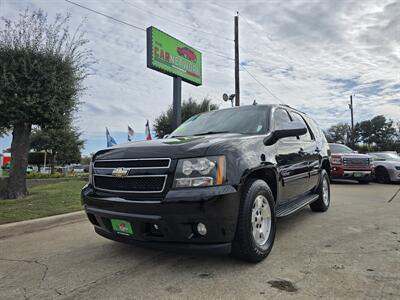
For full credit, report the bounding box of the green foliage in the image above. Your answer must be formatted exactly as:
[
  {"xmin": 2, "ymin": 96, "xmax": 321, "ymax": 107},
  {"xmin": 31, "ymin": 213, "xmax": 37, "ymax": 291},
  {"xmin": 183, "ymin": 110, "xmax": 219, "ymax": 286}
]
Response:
[
  {"xmin": 0, "ymin": 9, "xmax": 92, "ymax": 130},
  {"xmin": 356, "ymin": 115, "xmax": 397, "ymax": 148},
  {"xmin": 80, "ymin": 155, "xmax": 92, "ymax": 165},
  {"xmin": 26, "ymin": 172, "xmax": 65, "ymax": 179},
  {"xmin": 30, "ymin": 125, "xmax": 84, "ymax": 165},
  {"xmin": 324, "ymin": 123, "xmax": 352, "ymax": 145},
  {"xmin": 0, "ymin": 8, "xmax": 92, "ymax": 198},
  {"xmin": 153, "ymin": 97, "xmax": 219, "ymax": 138},
  {"xmin": 326, "ymin": 115, "xmax": 399, "ymax": 151}
]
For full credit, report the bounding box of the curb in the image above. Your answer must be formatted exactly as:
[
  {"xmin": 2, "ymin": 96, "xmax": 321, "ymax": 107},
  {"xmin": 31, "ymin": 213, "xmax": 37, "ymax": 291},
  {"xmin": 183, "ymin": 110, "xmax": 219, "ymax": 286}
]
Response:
[{"xmin": 0, "ymin": 210, "xmax": 86, "ymax": 239}]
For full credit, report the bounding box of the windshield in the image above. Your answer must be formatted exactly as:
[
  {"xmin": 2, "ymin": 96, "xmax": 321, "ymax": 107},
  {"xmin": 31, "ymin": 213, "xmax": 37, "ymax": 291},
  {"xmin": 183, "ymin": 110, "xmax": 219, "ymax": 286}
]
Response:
[
  {"xmin": 329, "ymin": 144, "xmax": 354, "ymax": 154},
  {"xmin": 370, "ymin": 153, "xmax": 400, "ymax": 160},
  {"xmin": 170, "ymin": 107, "xmax": 269, "ymax": 137}
]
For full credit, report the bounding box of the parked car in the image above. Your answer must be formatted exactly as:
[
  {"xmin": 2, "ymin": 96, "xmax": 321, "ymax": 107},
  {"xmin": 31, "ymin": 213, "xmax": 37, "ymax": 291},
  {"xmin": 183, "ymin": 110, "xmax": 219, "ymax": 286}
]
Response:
[
  {"xmin": 369, "ymin": 152, "xmax": 400, "ymax": 183},
  {"xmin": 329, "ymin": 143, "xmax": 373, "ymax": 184},
  {"xmin": 82, "ymin": 105, "xmax": 331, "ymax": 262}
]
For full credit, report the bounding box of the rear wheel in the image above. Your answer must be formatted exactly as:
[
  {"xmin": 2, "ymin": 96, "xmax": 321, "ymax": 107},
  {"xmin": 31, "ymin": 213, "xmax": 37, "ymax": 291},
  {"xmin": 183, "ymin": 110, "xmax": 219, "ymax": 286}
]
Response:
[
  {"xmin": 232, "ymin": 179, "xmax": 276, "ymax": 263},
  {"xmin": 310, "ymin": 170, "xmax": 330, "ymax": 212},
  {"xmin": 375, "ymin": 167, "xmax": 390, "ymax": 184}
]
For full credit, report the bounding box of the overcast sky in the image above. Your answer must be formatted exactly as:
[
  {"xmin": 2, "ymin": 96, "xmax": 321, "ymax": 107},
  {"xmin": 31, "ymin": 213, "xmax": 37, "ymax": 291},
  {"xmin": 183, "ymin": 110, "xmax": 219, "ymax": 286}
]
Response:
[{"xmin": 1, "ymin": 0, "xmax": 399, "ymax": 154}]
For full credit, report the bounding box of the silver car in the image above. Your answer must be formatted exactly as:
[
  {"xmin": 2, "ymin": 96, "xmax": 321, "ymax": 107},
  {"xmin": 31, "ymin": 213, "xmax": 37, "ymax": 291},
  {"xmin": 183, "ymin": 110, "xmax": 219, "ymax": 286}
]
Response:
[{"xmin": 369, "ymin": 152, "xmax": 400, "ymax": 183}]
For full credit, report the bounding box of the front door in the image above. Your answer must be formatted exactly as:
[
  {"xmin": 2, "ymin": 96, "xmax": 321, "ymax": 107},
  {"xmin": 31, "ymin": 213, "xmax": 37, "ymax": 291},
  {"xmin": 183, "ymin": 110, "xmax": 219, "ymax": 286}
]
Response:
[{"xmin": 272, "ymin": 108, "xmax": 309, "ymax": 203}]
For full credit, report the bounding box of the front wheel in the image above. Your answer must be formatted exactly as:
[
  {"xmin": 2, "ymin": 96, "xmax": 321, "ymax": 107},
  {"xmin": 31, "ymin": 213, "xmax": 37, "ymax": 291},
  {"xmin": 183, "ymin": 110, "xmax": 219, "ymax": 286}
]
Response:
[
  {"xmin": 375, "ymin": 167, "xmax": 390, "ymax": 184},
  {"xmin": 232, "ymin": 179, "xmax": 276, "ymax": 263},
  {"xmin": 310, "ymin": 169, "xmax": 330, "ymax": 212}
]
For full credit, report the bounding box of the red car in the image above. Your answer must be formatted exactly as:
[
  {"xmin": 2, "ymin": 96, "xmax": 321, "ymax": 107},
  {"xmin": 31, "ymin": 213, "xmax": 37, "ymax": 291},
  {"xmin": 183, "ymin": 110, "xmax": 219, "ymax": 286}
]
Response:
[
  {"xmin": 177, "ymin": 47, "xmax": 196, "ymax": 61},
  {"xmin": 329, "ymin": 143, "xmax": 373, "ymax": 184}
]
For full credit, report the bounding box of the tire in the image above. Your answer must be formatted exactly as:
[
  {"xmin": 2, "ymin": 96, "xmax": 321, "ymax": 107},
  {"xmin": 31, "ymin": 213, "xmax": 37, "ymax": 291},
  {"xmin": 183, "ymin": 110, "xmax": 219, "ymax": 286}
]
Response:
[
  {"xmin": 310, "ymin": 169, "xmax": 330, "ymax": 212},
  {"xmin": 232, "ymin": 178, "xmax": 276, "ymax": 263},
  {"xmin": 375, "ymin": 167, "xmax": 390, "ymax": 184}
]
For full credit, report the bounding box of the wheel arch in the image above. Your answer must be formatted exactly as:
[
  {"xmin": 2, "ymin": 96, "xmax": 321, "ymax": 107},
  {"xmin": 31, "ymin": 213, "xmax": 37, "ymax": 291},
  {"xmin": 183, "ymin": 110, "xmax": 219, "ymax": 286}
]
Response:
[
  {"xmin": 321, "ymin": 158, "xmax": 331, "ymax": 176},
  {"xmin": 240, "ymin": 166, "xmax": 278, "ymax": 203}
]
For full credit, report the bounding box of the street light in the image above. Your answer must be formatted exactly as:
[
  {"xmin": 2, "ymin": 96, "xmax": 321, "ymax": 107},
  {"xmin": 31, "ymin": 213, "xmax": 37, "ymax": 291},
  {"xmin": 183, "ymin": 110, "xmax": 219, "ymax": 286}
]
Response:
[{"xmin": 222, "ymin": 93, "xmax": 236, "ymax": 107}]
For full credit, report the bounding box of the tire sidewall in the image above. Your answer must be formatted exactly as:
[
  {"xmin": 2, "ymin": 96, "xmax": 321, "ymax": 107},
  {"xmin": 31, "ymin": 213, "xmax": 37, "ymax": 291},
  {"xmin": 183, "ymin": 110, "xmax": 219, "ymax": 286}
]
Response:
[{"xmin": 243, "ymin": 180, "xmax": 276, "ymax": 256}]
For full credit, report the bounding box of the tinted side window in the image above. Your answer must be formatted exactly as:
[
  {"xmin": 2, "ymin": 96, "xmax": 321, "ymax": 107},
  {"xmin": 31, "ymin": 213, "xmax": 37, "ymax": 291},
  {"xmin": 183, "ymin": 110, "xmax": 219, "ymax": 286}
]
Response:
[
  {"xmin": 274, "ymin": 108, "xmax": 291, "ymax": 130},
  {"xmin": 306, "ymin": 117, "xmax": 320, "ymax": 140},
  {"xmin": 291, "ymin": 112, "xmax": 313, "ymax": 141}
]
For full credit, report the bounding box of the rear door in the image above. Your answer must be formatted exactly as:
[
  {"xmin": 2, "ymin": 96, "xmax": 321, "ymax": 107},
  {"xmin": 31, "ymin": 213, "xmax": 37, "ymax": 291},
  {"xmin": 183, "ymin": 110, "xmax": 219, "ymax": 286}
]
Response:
[{"xmin": 273, "ymin": 108, "xmax": 309, "ymax": 203}]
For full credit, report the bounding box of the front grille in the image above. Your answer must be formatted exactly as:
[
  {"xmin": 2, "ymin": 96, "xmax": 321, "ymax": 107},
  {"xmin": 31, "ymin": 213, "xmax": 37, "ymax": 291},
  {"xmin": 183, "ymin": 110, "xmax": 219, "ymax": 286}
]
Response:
[
  {"xmin": 94, "ymin": 158, "xmax": 170, "ymax": 169},
  {"xmin": 343, "ymin": 157, "xmax": 369, "ymax": 166},
  {"xmin": 92, "ymin": 158, "xmax": 171, "ymax": 194},
  {"xmin": 94, "ymin": 175, "xmax": 166, "ymax": 193}
]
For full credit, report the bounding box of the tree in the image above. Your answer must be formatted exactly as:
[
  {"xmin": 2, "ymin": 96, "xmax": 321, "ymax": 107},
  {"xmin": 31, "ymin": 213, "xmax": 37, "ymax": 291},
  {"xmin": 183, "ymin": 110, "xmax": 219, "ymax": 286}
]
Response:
[
  {"xmin": 0, "ymin": 9, "xmax": 92, "ymax": 198},
  {"xmin": 30, "ymin": 126, "xmax": 84, "ymax": 170},
  {"xmin": 357, "ymin": 115, "xmax": 397, "ymax": 149},
  {"xmin": 153, "ymin": 98, "xmax": 219, "ymax": 138},
  {"xmin": 324, "ymin": 123, "xmax": 351, "ymax": 145}
]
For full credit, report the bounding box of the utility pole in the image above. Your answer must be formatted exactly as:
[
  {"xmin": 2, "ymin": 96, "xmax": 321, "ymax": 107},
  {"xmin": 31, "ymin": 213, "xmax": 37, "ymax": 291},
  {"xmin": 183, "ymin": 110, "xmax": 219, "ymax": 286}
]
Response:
[
  {"xmin": 349, "ymin": 95, "xmax": 354, "ymax": 147},
  {"xmin": 172, "ymin": 77, "xmax": 182, "ymax": 130},
  {"xmin": 234, "ymin": 13, "xmax": 240, "ymax": 106}
]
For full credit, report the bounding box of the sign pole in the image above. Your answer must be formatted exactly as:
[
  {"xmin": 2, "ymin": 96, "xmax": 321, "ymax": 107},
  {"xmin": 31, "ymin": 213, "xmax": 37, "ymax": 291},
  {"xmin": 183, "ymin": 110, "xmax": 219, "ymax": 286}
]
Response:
[{"xmin": 173, "ymin": 76, "xmax": 182, "ymax": 130}]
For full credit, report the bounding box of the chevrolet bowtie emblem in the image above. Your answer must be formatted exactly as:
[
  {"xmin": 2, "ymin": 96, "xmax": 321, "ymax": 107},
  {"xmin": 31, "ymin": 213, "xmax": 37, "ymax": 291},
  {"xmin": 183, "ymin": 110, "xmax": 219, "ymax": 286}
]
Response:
[{"xmin": 112, "ymin": 168, "xmax": 129, "ymax": 178}]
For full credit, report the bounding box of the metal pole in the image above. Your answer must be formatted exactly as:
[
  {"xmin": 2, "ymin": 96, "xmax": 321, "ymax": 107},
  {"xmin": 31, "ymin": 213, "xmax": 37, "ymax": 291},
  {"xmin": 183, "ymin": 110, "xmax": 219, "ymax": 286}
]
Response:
[
  {"xmin": 350, "ymin": 95, "xmax": 354, "ymax": 146},
  {"xmin": 234, "ymin": 13, "xmax": 240, "ymax": 106},
  {"xmin": 173, "ymin": 76, "xmax": 182, "ymax": 130}
]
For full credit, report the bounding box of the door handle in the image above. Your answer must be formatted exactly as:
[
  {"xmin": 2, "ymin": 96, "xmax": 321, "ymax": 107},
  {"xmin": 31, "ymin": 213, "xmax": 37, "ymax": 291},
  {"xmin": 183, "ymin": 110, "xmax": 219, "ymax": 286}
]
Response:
[
  {"xmin": 298, "ymin": 148, "xmax": 305, "ymax": 155},
  {"xmin": 315, "ymin": 147, "xmax": 321, "ymax": 153}
]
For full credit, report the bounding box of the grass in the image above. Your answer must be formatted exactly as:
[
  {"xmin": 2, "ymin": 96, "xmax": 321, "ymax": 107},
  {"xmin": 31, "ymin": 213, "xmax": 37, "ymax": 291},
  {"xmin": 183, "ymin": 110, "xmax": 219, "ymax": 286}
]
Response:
[{"xmin": 0, "ymin": 178, "xmax": 87, "ymax": 225}]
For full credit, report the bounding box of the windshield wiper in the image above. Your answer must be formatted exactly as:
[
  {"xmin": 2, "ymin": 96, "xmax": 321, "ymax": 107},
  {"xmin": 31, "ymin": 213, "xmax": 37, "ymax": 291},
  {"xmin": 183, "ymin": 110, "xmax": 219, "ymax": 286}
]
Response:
[{"xmin": 193, "ymin": 131, "xmax": 230, "ymax": 136}]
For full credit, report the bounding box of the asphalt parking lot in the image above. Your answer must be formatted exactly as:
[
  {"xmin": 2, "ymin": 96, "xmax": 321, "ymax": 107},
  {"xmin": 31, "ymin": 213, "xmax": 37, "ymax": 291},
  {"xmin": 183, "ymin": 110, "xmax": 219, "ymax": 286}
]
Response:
[{"xmin": 1, "ymin": 182, "xmax": 399, "ymax": 300}]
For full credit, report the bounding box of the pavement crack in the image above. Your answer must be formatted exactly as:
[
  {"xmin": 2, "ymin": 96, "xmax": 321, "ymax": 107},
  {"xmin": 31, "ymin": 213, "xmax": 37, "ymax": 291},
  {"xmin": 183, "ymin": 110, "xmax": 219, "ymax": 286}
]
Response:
[
  {"xmin": 388, "ymin": 187, "xmax": 400, "ymax": 203},
  {"xmin": 0, "ymin": 258, "xmax": 49, "ymax": 288}
]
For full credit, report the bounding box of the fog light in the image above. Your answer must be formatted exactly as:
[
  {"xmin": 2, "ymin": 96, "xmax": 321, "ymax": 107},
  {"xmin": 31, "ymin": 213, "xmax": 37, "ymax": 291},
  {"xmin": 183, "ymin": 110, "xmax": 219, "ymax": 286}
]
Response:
[{"xmin": 197, "ymin": 222, "xmax": 207, "ymax": 236}]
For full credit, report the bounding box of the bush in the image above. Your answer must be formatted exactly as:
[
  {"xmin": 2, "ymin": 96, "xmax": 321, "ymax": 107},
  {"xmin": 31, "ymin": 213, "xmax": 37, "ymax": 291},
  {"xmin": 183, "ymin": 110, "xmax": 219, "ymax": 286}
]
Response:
[{"xmin": 27, "ymin": 172, "xmax": 65, "ymax": 179}]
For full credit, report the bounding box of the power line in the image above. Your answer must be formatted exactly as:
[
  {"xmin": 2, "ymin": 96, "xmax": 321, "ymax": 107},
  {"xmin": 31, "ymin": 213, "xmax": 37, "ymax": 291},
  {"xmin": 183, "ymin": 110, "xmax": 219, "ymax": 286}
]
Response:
[
  {"xmin": 240, "ymin": 64, "xmax": 284, "ymax": 103},
  {"xmin": 64, "ymin": 0, "xmax": 145, "ymax": 32},
  {"xmin": 122, "ymin": 0, "xmax": 234, "ymax": 42},
  {"xmin": 64, "ymin": 0, "xmax": 234, "ymax": 62}
]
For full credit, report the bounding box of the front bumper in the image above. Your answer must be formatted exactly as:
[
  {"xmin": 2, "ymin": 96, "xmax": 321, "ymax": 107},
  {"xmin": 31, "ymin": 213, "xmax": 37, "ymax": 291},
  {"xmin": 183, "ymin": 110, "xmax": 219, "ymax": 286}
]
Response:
[
  {"xmin": 81, "ymin": 185, "xmax": 240, "ymax": 254},
  {"xmin": 331, "ymin": 166, "xmax": 373, "ymax": 180},
  {"xmin": 388, "ymin": 168, "xmax": 400, "ymax": 182}
]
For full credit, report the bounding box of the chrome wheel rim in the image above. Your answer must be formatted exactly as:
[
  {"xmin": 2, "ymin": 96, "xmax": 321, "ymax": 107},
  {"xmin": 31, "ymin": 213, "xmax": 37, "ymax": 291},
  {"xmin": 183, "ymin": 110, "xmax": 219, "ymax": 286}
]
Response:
[
  {"xmin": 251, "ymin": 195, "xmax": 272, "ymax": 246},
  {"xmin": 322, "ymin": 177, "xmax": 329, "ymax": 206}
]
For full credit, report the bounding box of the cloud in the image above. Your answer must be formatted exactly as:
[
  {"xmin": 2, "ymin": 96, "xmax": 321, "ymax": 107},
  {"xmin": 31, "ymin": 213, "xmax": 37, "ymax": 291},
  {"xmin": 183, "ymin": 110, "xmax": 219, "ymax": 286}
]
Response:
[{"xmin": 0, "ymin": 0, "xmax": 399, "ymax": 155}]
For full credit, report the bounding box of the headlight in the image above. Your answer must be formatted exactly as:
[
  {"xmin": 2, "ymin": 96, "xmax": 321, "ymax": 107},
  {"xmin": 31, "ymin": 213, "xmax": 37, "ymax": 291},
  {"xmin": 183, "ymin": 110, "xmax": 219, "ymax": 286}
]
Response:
[
  {"xmin": 331, "ymin": 157, "xmax": 342, "ymax": 165},
  {"xmin": 174, "ymin": 156, "xmax": 226, "ymax": 188},
  {"xmin": 395, "ymin": 166, "xmax": 400, "ymax": 171},
  {"xmin": 88, "ymin": 161, "xmax": 94, "ymax": 185}
]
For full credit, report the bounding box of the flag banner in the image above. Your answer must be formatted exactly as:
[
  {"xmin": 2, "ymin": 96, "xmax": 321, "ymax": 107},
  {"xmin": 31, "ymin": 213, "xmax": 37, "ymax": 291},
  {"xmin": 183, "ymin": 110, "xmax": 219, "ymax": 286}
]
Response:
[
  {"xmin": 106, "ymin": 128, "xmax": 117, "ymax": 147},
  {"xmin": 128, "ymin": 126, "xmax": 134, "ymax": 141},
  {"xmin": 145, "ymin": 120, "xmax": 152, "ymax": 140}
]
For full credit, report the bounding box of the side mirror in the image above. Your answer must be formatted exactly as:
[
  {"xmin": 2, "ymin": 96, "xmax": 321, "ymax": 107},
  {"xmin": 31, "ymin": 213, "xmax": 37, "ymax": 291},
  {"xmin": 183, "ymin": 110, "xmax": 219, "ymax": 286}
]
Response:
[{"xmin": 264, "ymin": 121, "xmax": 307, "ymax": 146}]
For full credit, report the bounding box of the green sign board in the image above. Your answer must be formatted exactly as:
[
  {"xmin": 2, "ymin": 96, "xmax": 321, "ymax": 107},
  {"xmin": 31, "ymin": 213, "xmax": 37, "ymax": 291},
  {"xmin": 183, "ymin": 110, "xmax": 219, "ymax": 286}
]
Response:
[{"xmin": 147, "ymin": 26, "xmax": 202, "ymax": 86}]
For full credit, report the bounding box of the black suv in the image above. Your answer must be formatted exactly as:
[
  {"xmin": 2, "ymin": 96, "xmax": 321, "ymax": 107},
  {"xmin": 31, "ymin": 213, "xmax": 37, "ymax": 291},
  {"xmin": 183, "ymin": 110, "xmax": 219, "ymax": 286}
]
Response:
[{"xmin": 82, "ymin": 105, "xmax": 331, "ymax": 262}]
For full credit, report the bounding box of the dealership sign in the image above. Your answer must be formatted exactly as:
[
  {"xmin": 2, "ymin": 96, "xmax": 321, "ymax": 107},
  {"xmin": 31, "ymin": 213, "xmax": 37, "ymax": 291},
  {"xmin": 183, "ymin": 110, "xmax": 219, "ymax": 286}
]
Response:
[{"xmin": 147, "ymin": 26, "xmax": 202, "ymax": 86}]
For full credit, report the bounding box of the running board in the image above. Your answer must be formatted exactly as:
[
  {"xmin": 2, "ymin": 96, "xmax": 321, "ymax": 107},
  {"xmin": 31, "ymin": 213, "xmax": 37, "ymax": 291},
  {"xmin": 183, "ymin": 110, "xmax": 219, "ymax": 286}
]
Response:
[{"xmin": 276, "ymin": 194, "xmax": 319, "ymax": 218}]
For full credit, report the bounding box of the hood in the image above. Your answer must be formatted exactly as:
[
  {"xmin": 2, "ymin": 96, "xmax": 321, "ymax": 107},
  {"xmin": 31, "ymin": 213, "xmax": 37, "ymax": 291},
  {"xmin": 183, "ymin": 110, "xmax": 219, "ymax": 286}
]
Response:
[
  {"xmin": 331, "ymin": 152, "xmax": 371, "ymax": 158},
  {"xmin": 373, "ymin": 159, "xmax": 400, "ymax": 165},
  {"xmin": 94, "ymin": 133, "xmax": 244, "ymax": 160}
]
